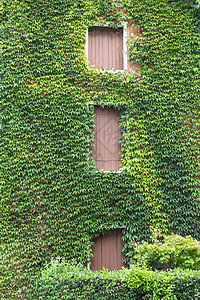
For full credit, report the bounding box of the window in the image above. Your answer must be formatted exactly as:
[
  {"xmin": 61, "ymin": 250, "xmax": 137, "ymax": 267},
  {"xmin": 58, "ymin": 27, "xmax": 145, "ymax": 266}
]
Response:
[
  {"xmin": 90, "ymin": 229, "xmax": 127, "ymax": 271},
  {"xmin": 86, "ymin": 24, "xmax": 127, "ymax": 71},
  {"xmin": 92, "ymin": 105, "xmax": 122, "ymax": 171}
]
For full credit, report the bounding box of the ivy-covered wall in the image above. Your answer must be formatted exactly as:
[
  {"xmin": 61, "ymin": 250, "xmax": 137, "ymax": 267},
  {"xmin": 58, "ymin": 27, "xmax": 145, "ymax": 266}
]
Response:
[{"xmin": 0, "ymin": 0, "xmax": 199, "ymax": 298}]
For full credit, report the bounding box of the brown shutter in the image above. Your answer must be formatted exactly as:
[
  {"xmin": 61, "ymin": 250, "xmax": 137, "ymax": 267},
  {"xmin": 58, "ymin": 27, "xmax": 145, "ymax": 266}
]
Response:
[
  {"xmin": 91, "ymin": 229, "xmax": 126, "ymax": 271},
  {"xmin": 93, "ymin": 106, "xmax": 122, "ymax": 171},
  {"xmin": 88, "ymin": 26, "xmax": 123, "ymax": 70}
]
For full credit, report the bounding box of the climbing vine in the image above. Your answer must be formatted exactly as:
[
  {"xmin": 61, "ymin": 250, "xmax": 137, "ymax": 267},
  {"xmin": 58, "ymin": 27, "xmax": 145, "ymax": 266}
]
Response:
[{"xmin": 0, "ymin": 0, "xmax": 199, "ymax": 298}]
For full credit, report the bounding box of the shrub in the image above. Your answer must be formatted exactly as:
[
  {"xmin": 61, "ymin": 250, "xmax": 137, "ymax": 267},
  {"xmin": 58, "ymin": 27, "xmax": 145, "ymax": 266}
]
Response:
[
  {"xmin": 24, "ymin": 258, "xmax": 200, "ymax": 300},
  {"xmin": 132, "ymin": 233, "xmax": 200, "ymax": 270},
  {"xmin": 30, "ymin": 258, "xmax": 138, "ymax": 300},
  {"xmin": 126, "ymin": 265, "xmax": 200, "ymax": 300}
]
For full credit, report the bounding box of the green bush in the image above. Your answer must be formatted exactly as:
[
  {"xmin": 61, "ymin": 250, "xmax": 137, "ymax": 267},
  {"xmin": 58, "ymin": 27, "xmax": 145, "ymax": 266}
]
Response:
[
  {"xmin": 132, "ymin": 233, "xmax": 200, "ymax": 270},
  {"xmin": 30, "ymin": 258, "xmax": 139, "ymax": 300},
  {"xmin": 126, "ymin": 265, "xmax": 200, "ymax": 300},
  {"xmin": 24, "ymin": 258, "xmax": 200, "ymax": 300}
]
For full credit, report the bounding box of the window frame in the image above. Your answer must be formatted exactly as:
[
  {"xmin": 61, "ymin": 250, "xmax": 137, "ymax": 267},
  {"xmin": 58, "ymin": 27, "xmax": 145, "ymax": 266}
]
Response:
[{"xmin": 85, "ymin": 23, "xmax": 127, "ymax": 72}]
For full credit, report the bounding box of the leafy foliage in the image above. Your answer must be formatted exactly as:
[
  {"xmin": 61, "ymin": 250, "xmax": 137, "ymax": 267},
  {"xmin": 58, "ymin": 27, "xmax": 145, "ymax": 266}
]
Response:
[
  {"xmin": 0, "ymin": 0, "xmax": 199, "ymax": 298},
  {"xmin": 28, "ymin": 259, "xmax": 200, "ymax": 300},
  {"xmin": 132, "ymin": 231, "xmax": 200, "ymax": 270},
  {"xmin": 127, "ymin": 265, "xmax": 200, "ymax": 300}
]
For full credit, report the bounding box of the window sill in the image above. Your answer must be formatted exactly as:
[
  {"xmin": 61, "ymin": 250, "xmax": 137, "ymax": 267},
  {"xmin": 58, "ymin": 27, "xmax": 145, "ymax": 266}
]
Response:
[
  {"xmin": 89, "ymin": 68, "xmax": 127, "ymax": 74},
  {"xmin": 92, "ymin": 169, "xmax": 123, "ymax": 174}
]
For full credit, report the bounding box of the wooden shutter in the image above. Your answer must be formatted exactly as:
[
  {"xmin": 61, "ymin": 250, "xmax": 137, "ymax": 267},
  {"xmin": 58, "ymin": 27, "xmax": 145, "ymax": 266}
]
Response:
[
  {"xmin": 88, "ymin": 26, "xmax": 123, "ymax": 70},
  {"xmin": 93, "ymin": 106, "xmax": 122, "ymax": 171},
  {"xmin": 91, "ymin": 229, "xmax": 126, "ymax": 271}
]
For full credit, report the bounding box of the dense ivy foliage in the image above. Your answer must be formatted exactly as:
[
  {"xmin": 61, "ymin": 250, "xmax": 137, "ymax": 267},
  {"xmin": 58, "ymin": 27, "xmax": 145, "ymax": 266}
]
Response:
[{"xmin": 0, "ymin": 0, "xmax": 199, "ymax": 298}]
